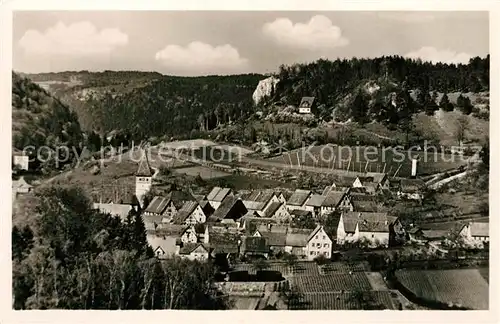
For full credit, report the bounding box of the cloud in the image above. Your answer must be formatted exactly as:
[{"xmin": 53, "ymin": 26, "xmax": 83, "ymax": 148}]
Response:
[
  {"xmin": 262, "ymin": 15, "xmax": 349, "ymax": 50},
  {"xmin": 154, "ymin": 42, "xmax": 248, "ymax": 75},
  {"xmin": 19, "ymin": 21, "xmax": 128, "ymax": 57},
  {"xmin": 405, "ymin": 46, "xmax": 472, "ymax": 64},
  {"xmin": 376, "ymin": 12, "xmax": 436, "ymax": 23}
]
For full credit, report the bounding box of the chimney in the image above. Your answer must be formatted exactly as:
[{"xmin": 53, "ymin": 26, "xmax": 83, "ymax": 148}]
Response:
[{"xmin": 411, "ymin": 158, "xmax": 418, "ymax": 177}]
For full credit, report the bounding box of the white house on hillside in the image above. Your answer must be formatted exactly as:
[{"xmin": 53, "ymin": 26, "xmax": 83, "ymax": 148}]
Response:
[{"xmin": 298, "ymin": 97, "xmax": 315, "ymax": 114}]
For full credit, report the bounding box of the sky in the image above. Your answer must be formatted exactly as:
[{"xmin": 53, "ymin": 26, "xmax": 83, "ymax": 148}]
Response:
[{"xmin": 12, "ymin": 11, "xmax": 489, "ymax": 76}]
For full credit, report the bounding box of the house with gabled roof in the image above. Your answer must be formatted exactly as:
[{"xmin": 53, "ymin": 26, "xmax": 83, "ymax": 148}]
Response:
[
  {"xmin": 298, "ymin": 96, "xmax": 315, "ymax": 114},
  {"xmin": 336, "ymin": 211, "xmax": 402, "ymax": 247},
  {"xmin": 207, "ymin": 187, "xmax": 233, "ymax": 210},
  {"xmin": 459, "ymin": 221, "xmax": 489, "ymax": 243},
  {"xmin": 320, "ymin": 190, "xmax": 352, "ymax": 216},
  {"xmin": 304, "ymin": 225, "xmax": 333, "ymax": 260},
  {"xmin": 144, "ymin": 196, "xmax": 170, "ymax": 216},
  {"xmin": 177, "ymin": 243, "xmax": 209, "ymax": 261},
  {"xmin": 172, "ymin": 201, "xmax": 206, "ymax": 225},
  {"xmin": 161, "ymin": 190, "xmax": 197, "ymax": 222},
  {"xmin": 366, "ymin": 172, "xmax": 389, "ymax": 190},
  {"xmin": 265, "ymin": 202, "xmax": 291, "ymax": 221},
  {"xmin": 286, "ymin": 189, "xmax": 312, "ymax": 213},
  {"xmin": 209, "ymin": 196, "xmax": 247, "ymax": 222},
  {"xmin": 305, "ymin": 194, "xmax": 326, "ymax": 218},
  {"xmin": 240, "ymin": 190, "xmax": 281, "ymax": 216}
]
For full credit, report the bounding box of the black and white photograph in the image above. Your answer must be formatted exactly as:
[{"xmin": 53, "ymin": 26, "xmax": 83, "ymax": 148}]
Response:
[{"xmin": 3, "ymin": 2, "xmax": 496, "ymax": 318}]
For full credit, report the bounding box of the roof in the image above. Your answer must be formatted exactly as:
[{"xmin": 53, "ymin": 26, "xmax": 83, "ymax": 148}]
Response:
[
  {"xmin": 363, "ymin": 182, "xmax": 379, "ymax": 194},
  {"xmin": 155, "ymin": 224, "xmax": 189, "ymax": 237},
  {"xmin": 287, "ymin": 189, "xmax": 311, "ymax": 206},
  {"xmin": 193, "ymin": 194, "xmax": 207, "ymax": 202},
  {"xmin": 306, "ymin": 225, "xmax": 326, "ymax": 242},
  {"xmin": 136, "ymin": 152, "xmax": 153, "ymax": 177},
  {"xmin": 322, "ymin": 191, "xmax": 346, "ymax": 207},
  {"xmin": 165, "ymin": 190, "xmax": 196, "ymax": 209},
  {"xmin": 342, "ymin": 212, "xmax": 392, "ymax": 233},
  {"xmin": 243, "ymin": 200, "xmax": 266, "ymax": 211},
  {"xmin": 299, "ymin": 96, "xmax": 315, "ymax": 108},
  {"xmin": 290, "ymin": 209, "xmax": 313, "ymax": 217},
  {"xmin": 172, "ymin": 201, "xmax": 200, "ymax": 224},
  {"xmin": 212, "ymin": 196, "xmax": 247, "ymax": 221},
  {"xmin": 365, "ymin": 172, "xmax": 388, "ymax": 184},
  {"xmin": 243, "ymin": 236, "xmax": 268, "ymax": 253},
  {"xmin": 421, "ymin": 229, "xmax": 449, "ymax": 240},
  {"xmin": 256, "ymin": 231, "xmax": 287, "ymax": 247},
  {"xmin": 285, "ymin": 228, "xmax": 315, "ymax": 247},
  {"xmin": 207, "ymin": 187, "xmax": 232, "ymax": 202},
  {"xmin": 470, "ymin": 222, "xmax": 489, "ymax": 237},
  {"xmin": 349, "ymin": 187, "xmax": 369, "ymax": 195},
  {"xmin": 145, "ymin": 196, "xmax": 170, "ymax": 214},
  {"xmin": 335, "ymin": 176, "xmax": 358, "ymax": 187},
  {"xmin": 179, "ymin": 243, "xmax": 208, "ymax": 255},
  {"xmin": 265, "ymin": 202, "xmax": 283, "ymax": 217},
  {"xmin": 350, "ymin": 195, "xmax": 379, "ymax": 212},
  {"xmin": 306, "ymin": 194, "xmax": 326, "ymax": 207}
]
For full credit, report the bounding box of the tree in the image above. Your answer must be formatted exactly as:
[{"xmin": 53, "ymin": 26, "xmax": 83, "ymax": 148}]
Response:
[
  {"xmin": 347, "ymin": 288, "xmax": 384, "ymax": 310},
  {"xmin": 251, "ymin": 258, "xmax": 270, "ymax": 273},
  {"xmin": 439, "ymin": 93, "xmax": 454, "ymax": 112},
  {"xmin": 479, "ymin": 139, "xmax": 489, "ymax": 171},
  {"xmin": 283, "ymin": 253, "xmax": 298, "ymax": 273},
  {"xmin": 454, "ymin": 115, "xmax": 469, "ymax": 145},
  {"xmin": 350, "ymin": 90, "xmax": 369, "ymax": 124}
]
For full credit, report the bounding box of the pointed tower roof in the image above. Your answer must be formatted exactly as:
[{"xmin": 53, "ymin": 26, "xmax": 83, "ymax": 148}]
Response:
[{"xmin": 136, "ymin": 151, "xmax": 153, "ymax": 177}]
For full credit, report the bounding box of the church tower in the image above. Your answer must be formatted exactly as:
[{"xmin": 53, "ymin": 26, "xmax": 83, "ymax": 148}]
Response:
[{"xmin": 135, "ymin": 150, "xmax": 153, "ymax": 206}]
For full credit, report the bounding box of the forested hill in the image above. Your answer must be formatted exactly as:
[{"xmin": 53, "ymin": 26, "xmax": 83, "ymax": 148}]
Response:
[
  {"xmin": 269, "ymin": 55, "xmax": 489, "ymax": 108},
  {"xmin": 90, "ymin": 74, "xmax": 264, "ymax": 139},
  {"xmin": 12, "ymin": 72, "xmax": 84, "ymax": 170}
]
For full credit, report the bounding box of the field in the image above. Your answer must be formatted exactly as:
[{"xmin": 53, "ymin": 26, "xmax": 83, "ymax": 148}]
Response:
[
  {"xmin": 172, "ymin": 166, "xmax": 230, "ymax": 179},
  {"xmin": 267, "ymin": 145, "xmax": 468, "ymax": 177},
  {"xmin": 233, "ymin": 261, "xmax": 320, "ymax": 277},
  {"xmin": 291, "ymin": 273, "xmax": 372, "ymax": 293},
  {"xmin": 395, "ymin": 268, "xmax": 489, "ymax": 309},
  {"xmin": 289, "ymin": 291, "xmax": 397, "ymax": 310}
]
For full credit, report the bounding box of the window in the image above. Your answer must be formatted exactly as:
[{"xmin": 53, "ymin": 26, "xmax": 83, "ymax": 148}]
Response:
[
  {"xmin": 324, "ymin": 243, "xmax": 328, "ymax": 248},
  {"xmin": 372, "ymin": 234, "xmax": 374, "ymax": 238},
  {"xmin": 323, "ymin": 236, "xmax": 326, "ymax": 240},
  {"xmin": 310, "ymin": 251, "xmax": 314, "ymax": 255},
  {"xmin": 311, "ymin": 243, "xmax": 315, "ymax": 247},
  {"xmin": 315, "ymin": 235, "xmax": 318, "ymax": 239}
]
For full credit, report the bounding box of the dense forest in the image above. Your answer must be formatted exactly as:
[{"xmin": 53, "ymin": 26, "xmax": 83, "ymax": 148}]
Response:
[
  {"xmin": 12, "ymin": 186, "xmax": 229, "ymax": 310},
  {"xmin": 84, "ymin": 74, "xmax": 263, "ymax": 139},
  {"xmin": 271, "ymin": 55, "xmax": 489, "ymax": 108}
]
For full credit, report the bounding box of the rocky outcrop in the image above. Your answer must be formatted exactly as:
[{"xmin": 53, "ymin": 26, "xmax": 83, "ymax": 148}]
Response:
[{"xmin": 252, "ymin": 76, "xmax": 279, "ymax": 105}]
